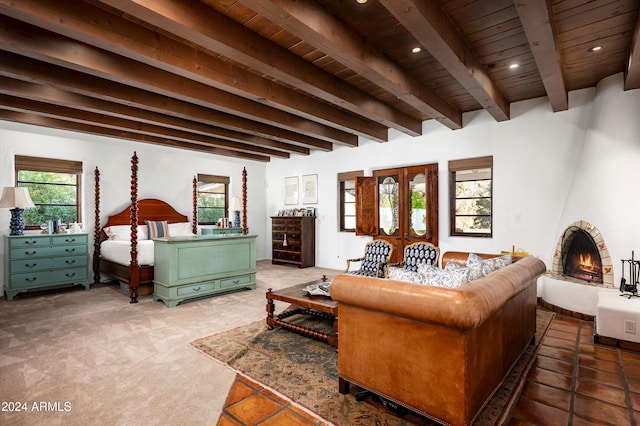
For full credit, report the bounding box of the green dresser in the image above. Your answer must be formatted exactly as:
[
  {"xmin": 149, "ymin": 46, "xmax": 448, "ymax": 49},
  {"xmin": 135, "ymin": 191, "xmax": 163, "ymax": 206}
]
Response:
[
  {"xmin": 5, "ymin": 233, "xmax": 90, "ymax": 301},
  {"xmin": 152, "ymin": 234, "xmax": 257, "ymax": 307}
]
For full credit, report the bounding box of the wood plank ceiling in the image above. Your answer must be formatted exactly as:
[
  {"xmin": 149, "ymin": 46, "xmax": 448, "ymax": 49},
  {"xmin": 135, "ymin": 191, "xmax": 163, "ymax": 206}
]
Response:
[{"xmin": 0, "ymin": 0, "xmax": 638, "ymax": 162}]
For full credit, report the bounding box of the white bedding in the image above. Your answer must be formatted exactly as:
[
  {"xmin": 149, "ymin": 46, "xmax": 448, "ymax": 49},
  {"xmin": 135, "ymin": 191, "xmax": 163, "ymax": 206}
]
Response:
[{"xmin": 100, "ymin": 240, "xmax": 155, "ymax": 266}]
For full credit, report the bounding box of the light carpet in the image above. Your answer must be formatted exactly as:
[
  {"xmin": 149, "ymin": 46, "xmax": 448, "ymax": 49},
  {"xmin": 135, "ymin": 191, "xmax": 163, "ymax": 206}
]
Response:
[{"xmin": 192, "ymin": 309, "xmax": 554, "ymax": 425}]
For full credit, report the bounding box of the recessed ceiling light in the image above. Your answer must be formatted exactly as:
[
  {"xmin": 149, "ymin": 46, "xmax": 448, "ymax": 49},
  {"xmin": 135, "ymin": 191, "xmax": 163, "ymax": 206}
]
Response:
[
  {"xmin": 588, "ymin": 46, "xmax": 602, "ymax": 52},
  {"xmin": 356, "ymin": 0, "xmax": 368, "ymax": 4},
  {"xmin": 411, "ymin": 47, "xmax": 422, "ymax": 54},
  {"xmin": 509, "ymin": 63, "xmax": 519, "ymax": 69}
]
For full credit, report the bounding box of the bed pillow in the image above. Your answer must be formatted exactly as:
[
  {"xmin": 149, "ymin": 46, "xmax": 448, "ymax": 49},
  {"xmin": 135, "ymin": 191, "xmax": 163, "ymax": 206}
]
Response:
[
  {"xmin": 168, "ymin": 222, "xmax": 194, "ymax": 236},
  {"xmin": 146, "ymin": 220, "xmax": 169, "ymax": 239},
  {"xmin": 104, "ymin": 225, "xmax": 148, "ymax": 241}
]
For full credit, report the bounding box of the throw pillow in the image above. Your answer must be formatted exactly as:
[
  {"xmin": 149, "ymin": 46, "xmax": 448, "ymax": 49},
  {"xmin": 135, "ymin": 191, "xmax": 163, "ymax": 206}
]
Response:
[
  {"xmin": 146, "ymin": 220, "xmax": 169, "ymax": 239},
  {"xmin": 425, "ymin": 266, "xmax": 470, "ymax": 288},
  {"xmin": 481, "ymin": 257, "xmax": 497, "ymax": 276},
  {"xmin": 495, "ymin": 254, "xmax": 513, "ymax": 270},
  {"xmin": 466, "ymin": 253, "xmax": 483, "ymax": 281},
  {"xmin": 387, "ymin": 266, "xmax": 427, "ymax": 284}
]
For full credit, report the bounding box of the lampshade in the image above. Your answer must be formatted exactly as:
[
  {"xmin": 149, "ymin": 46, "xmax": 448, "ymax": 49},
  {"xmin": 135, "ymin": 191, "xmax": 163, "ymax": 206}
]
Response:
[
  {"xmin": 0, "ymin": 187, "xmax": 35, "ymax": 209},
  {"xmin": 230, "ymin": 196, "xmax": 242, "ymax": 212}
]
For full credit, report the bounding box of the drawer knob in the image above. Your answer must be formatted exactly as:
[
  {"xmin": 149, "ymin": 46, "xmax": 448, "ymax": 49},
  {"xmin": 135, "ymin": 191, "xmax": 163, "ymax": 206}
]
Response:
[
  {"xmin": 65, "ymin": 248, "xmax": 76, "ymax": 253},
  {"xmin": 24, "ymin": 240, "xmax": 37, "ymax": 245},
  {"xmin": 24, "ymin": 263, "xmax": 37, "ymax": 268},
  {"xmin": 24, "ymin": 251, "xmax": 36, "ymax": 255},
  {"xmin": 65, "ymin": 259, "xmax": 76, "ymax": 264},
  {"xmin": 65, "ymin": 238, "xmax": 76, "ymax": 243},
  {"xmin": 25, "ymin": 277, "xmax": 38, "ymax": 282},
  {"xmin": 65, "ymin": 272, "xmax": 76, "ymax": 278}
]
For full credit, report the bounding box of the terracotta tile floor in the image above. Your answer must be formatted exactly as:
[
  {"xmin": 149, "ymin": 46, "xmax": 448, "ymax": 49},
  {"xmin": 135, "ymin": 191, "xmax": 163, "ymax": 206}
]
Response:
[{"xmin": 217, "ymin": 313, "xmax": 640, "ymax": 425}]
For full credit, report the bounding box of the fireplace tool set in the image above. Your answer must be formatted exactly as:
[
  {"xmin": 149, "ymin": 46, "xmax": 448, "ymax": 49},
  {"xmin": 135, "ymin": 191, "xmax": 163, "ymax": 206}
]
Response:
[{"xmin": 620, "ymin": 251, "xmax": 639, "ymax": 298}]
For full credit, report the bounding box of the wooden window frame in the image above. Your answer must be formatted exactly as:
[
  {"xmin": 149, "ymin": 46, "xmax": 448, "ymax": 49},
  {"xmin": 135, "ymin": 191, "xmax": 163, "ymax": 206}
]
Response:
[
  {"xmin": 338, "ymin": 170, "xmax": 363, "ymax": 232},
  {"xmin": 196, "ymin": 173, "xmax": 229, "ymax": 225},
  {"xmin": 15, "ymin": 155, "xmax": 83, "ymax": 230},
  {"xmin": 449, "ymin": 156, "xmax": 493, "ymax": 238}
]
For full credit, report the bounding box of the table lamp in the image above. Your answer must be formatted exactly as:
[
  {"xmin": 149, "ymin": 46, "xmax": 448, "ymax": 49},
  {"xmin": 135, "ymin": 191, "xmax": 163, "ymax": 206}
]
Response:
[
  {"xmin": 0, "ymin": 187, "xmax": 36, "ymax": 235},
  {"xmin": 231, "ymin": 196, "xmax": 242, "ymax": 228}
]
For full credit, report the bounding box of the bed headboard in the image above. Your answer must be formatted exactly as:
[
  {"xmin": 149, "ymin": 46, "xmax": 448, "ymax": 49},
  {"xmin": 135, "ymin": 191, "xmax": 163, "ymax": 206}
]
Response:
[{"xmin": 98, "ymin": 198, "xmax": 188, "ymax": 243}]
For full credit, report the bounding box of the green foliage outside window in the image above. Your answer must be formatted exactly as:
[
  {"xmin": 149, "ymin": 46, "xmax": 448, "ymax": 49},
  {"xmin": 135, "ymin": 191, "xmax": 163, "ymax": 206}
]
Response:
[
  {"xmin": 19, "ymin": 171, "xmax": 78, "ymax": 226},
  {"xmin": 197, "ymin": 182, "xmax": 226, "ymax": 224}
]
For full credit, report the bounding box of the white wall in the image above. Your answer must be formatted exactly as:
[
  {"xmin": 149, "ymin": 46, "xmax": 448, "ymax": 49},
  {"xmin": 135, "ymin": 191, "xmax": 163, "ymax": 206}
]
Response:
[
  {"xmin": 266, "ymin": 80, "xmax": 596, "ymax": 272},
  {"xmin": 0, "ymin": 123, "xmax": 269, "ymax": 281}
]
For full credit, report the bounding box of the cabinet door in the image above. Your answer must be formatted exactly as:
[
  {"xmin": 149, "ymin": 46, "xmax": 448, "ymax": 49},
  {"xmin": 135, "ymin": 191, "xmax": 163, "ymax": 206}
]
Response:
[{"xmin": 355, "ymin": 176, "xmax": 377, "ymax": 236}]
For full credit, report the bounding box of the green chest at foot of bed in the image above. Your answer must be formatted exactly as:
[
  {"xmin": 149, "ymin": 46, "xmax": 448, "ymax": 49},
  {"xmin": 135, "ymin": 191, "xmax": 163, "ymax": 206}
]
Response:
[{"xmin": 152, "ymin": 234, "xmax": 257, "ymax": 307}]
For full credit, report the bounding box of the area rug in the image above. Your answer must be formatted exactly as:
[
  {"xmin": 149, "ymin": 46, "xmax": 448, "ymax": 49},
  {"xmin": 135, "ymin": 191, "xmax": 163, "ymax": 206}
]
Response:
[{"xmin": 191, "ymin": 309, "xmax": 554, "ymax": 425}]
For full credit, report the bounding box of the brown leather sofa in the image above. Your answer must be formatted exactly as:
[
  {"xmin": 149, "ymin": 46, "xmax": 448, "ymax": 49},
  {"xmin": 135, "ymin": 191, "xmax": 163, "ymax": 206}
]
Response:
[{"xmin": 330, "ymin": 251, "xmax": 546, "ymax": 426}]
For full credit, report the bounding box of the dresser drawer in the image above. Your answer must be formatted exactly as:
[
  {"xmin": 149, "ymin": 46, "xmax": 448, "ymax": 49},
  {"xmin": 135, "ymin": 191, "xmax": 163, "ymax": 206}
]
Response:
[
  {"xmin": 273, "ymin": 250, "xmax": 300, "ymax": 262},
  {"xmin": 220, "ymin": 274, "xmax": 253, "ymax": 288},
  {"xmin": 52, "ymin": 234, "xmax": 88, "ymax": 246},
  {"xmin": 176, "ymin": 281, "xmax": 215, "ymax": 297},
  {"xmin": 8, "ymin": 236, "xmax": 49, "ymax": 249},
  {"xmin": 10, "ymin": 255, "xmax": 88, "ymax": 273},
  {"xmin": 10, "ymin": 267, "xmax": 88, "ymax": 289},
  {"xmin": 10, "ymin": 245, "xmax": 86, "ymax": 260}
]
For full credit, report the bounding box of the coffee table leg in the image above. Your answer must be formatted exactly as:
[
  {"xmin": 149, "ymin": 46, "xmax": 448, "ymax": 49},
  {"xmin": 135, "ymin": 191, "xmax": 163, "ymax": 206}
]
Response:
[{"xmin": 266, "ymin": 288, "xmax": 275, "ymax": 330}]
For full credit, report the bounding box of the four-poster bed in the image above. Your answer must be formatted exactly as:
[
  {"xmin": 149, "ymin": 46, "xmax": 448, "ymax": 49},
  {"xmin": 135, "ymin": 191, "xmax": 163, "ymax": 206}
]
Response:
[{"xmin": 93, "ymin": 152, "xmax": 251, "ymax": 304}]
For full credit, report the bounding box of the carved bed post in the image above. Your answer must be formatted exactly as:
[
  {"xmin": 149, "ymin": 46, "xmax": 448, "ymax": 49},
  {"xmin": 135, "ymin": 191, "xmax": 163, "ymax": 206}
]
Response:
[
  {"xmin": 129, "ymin": 152, "xmax": 140, "ymax": 303},
  {"xmin": 93, "ymin": 166, "xmax": 101, "ymax": 284},
  {"xmin": 192, "ymin": 176, "xmax": 198, "ymax": 235},
  {"xmin": 242, "ymin": 167, "xmax": 247, "ymax": 235}
]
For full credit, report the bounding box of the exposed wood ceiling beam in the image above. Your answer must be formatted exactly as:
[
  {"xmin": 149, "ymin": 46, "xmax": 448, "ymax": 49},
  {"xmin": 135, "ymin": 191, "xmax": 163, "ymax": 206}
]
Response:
[
  {"xmin": 0, "ymin": 109, "xmax": 270, "ymax": 162},
  {"xmin": 625, "ymin": 10, "xmax": 640, "ymax": 90},
  {"xmin": 0, "ymin": 76, "xmax": 306, "ymax": 156},
  {"xmin": 379, "ymin": 0, "xmax": 510, "ymax": 122},
  {"xmin": 0, "ymin": 94, "xmax": 289, "ymax": 158},
  {"xmin": 0, "ymin": 0, "xmax": 387, "ymax": 142},
  {"xmin": 238, "ymin": 0, "xmax": 461, "ymax": 130},
  {"xmin": 97, "ymin": 0, "xmax": 422, "ymax": 138},
  {"xmin": 0, "ymin": 51, "xmax": 331, "ymax": 152},
  {"xmin": 0, "ymin": 16, "xmax": 356, "ymax": 147},
  {"xmin": 515, "ymin": 0, "xmax": 568, "ymax": 112}
]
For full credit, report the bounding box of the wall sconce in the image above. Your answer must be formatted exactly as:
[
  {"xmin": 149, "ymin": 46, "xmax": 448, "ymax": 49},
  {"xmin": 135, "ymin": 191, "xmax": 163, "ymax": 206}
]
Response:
[
  {"xmin": 230, "ymin": 196, "xmax": 242, "ymax": 228},
  {"xmin": 0, "ymin": 187, "xmax": 36, "ymax": 235}
]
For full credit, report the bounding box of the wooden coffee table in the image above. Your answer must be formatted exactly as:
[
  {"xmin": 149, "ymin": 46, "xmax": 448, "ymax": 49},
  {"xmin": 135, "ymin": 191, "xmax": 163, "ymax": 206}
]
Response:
[{"xmin": 266, "ymin": 279, "xmax": 338, "ymax": 347}]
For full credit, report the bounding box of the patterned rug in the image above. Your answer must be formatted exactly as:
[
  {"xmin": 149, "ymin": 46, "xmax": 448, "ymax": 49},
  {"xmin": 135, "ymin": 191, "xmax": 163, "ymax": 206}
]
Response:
[{"xmin": 192, "ymin": 309, "xmax": 554, "ymax": 425}]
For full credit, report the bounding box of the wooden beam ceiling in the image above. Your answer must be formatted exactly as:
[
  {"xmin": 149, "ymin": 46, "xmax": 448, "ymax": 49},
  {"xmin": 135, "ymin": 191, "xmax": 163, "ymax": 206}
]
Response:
[
  {"xmin": 515, "ymin": 0, "xmax": 568, "ymax": 111},
  {"xmin": 0, "ymin": 0, "xmax": 636, "ymax": 161}
]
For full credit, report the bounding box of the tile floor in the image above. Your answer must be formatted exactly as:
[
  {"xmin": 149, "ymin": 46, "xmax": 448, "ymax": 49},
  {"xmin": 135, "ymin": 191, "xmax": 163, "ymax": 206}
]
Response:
[{"xmin": 217, "ymin": 312, "xmax": 640, "ymax": 425}]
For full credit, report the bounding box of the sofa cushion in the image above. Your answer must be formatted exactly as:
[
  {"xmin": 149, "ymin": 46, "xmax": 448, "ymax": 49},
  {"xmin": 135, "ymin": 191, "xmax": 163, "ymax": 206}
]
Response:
[
  {"xmin": 387, "ymin": 266, "xmax": 427, "ymax": 284},
  {"xmin": 418, "ymin": 264, "xmax": 470, "ymax": 288}
]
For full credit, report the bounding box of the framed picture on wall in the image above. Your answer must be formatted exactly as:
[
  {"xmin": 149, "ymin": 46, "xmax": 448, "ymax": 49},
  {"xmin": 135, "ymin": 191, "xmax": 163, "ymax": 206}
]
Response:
[
  {"xmin": 284, "ymin": 176, "xmax": 298, "ymax": 205},
  {"xmin": 302, "ymin": 174, "xmax": 318, "ymax": 204}
]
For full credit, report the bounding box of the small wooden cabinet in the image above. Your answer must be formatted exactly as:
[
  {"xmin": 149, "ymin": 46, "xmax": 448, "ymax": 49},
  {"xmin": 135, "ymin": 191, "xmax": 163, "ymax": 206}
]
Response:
[
  {"xmin": 5, "ymin": 233, "xmax": 90, "ymax": 301},
  {"xmin": 271, "ymin": 216, "xmax": 316, "ymax": 268},
  {"xmin": 152, "ymin": 234, "xmax": 257, "ymax": 307}
]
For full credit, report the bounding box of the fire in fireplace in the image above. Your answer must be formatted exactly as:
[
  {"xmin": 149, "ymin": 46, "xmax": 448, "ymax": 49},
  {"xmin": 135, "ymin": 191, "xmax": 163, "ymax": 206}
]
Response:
[{"xmin": 562, "ymin": 229, "xmax": 603, "ymax": 283}]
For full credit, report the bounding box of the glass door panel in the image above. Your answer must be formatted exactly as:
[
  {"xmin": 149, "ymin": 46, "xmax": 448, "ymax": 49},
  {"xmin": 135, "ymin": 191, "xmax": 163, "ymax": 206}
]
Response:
[
  {"xmin": 378, "ymin": 175, "xmax": 399, "ymax": 236},
  {"xmin": 409, "ymin": 173, "xmax": 427, "ymax": 237}
]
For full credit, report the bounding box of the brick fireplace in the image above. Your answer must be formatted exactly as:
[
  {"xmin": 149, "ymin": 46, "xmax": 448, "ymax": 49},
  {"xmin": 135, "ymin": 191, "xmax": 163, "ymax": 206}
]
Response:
[{"xmin": 550, "ymin": 220, "xmax": 614, "ymax": 289}]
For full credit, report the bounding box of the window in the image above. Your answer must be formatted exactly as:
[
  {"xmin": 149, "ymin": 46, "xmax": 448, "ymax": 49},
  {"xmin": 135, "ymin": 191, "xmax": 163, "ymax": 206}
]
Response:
[
  {"xmin": 15, "ymin": 156, "xmax": 83, "ymax": 230},
  {"xmin": 449, "ymin": 156, "xmax": 493, "ymax": 237},
  {"xmin": 338, "ymin": 170, "xmax": 363, "ymax": 232},
  {"xmin": 197, "ymin": 173, "xmax": 229, "ymax": 225}
]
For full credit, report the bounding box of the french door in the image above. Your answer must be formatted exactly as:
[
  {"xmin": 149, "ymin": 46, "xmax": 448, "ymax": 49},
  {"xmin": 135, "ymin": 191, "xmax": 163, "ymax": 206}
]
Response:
[{"xmin": 356, "ymin": 164, "xmax": 438, "ymax": 264}]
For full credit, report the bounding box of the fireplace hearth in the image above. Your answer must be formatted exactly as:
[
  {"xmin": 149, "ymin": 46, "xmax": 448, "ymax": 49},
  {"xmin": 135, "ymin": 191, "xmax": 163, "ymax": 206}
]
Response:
[{"xmin": 550, "ymin": 220, "xmax": 614, "ymax": 288}]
